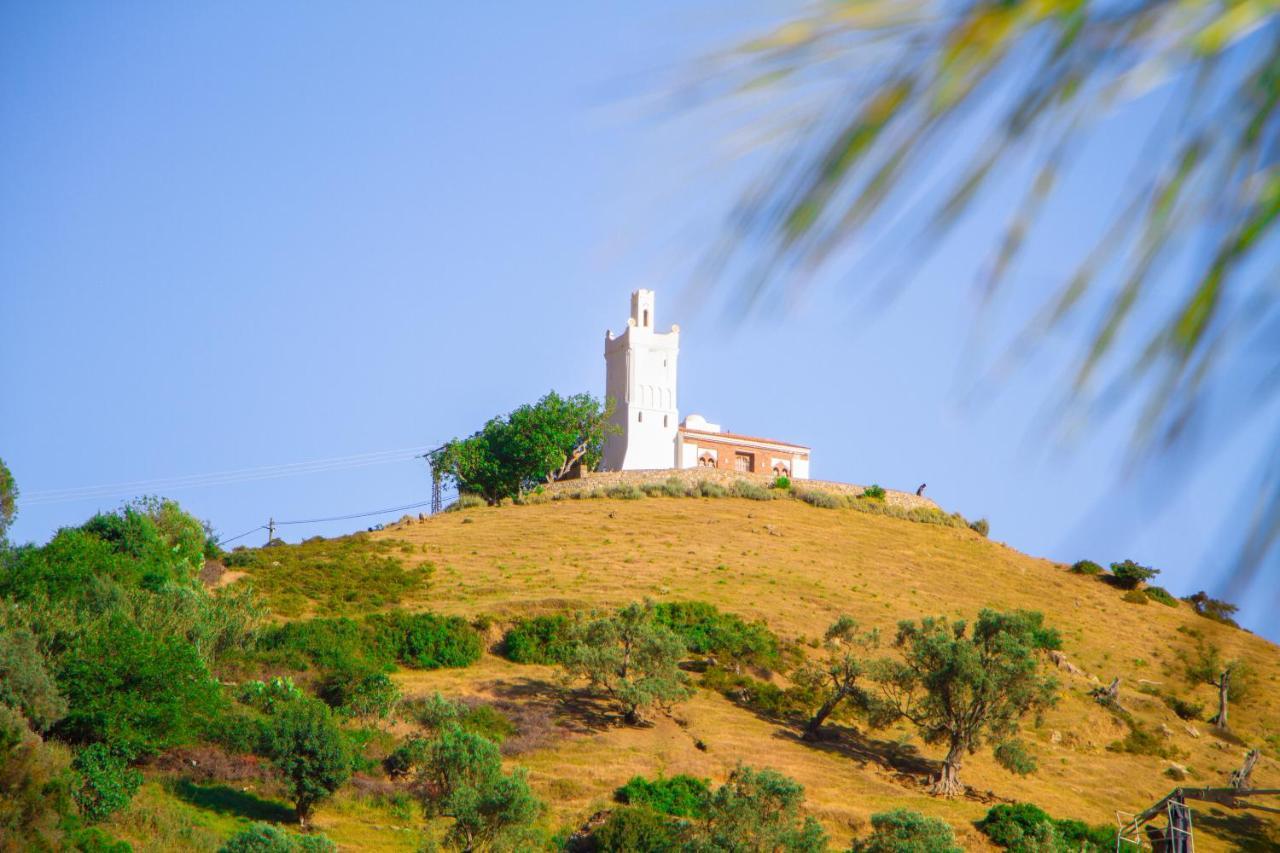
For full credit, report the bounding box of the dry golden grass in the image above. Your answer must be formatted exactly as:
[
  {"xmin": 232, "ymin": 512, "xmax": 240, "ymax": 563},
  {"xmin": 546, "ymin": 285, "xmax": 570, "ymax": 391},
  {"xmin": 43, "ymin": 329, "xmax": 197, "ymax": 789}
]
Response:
[{"xmin": 237, "ymin": 495, "xmax": 1280, "ymax": 850}]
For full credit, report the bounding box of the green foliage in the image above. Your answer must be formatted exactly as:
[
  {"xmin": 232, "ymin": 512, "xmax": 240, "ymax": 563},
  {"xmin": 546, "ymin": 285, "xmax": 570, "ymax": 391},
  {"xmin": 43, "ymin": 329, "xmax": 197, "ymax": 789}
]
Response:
[
  {"xmin": 0, "ymin": 457, "xmax": 17, "ymax": 541},
  {"xmin": 1144, "ymin": 585, "xmax": 1178, "ymax": 607},
  {"xmin": 689, "ymin": 765, "xmax": 828, "ymax": 852},
  {"xmin": 1070, "ymin": 560, "xmax": 1103, "ymax": 576},
  {"xmin": 1110, "ymin": 560, "xmax": 1158, "ymax": 590},
  {"xmin": 993, "ymin": 739, "xmax": 1037, "ymax": 776},
  {"xmin": 365, "ymin": 610, "xmax": 482, "ymax": 670},
  {"xmin": 430, "ymin": 391, "xmax": 614, "ymax": 505},
  {"xmin": 1107, "ymin": 722, "xmax": 1178, "ymax": 759},
  {"xmin": 1162, "ymin": 693, "xmax": 1204, "ymax": 722},
  {"xmin": 849, "ymin": 808, "xmax": 961, "ymax": 852},
  {"xmin": 72, "ymin": 743, "xmax": 141, "ymax": 823},
  {"xmin": 223, "ymin": 534, "xmax": 428, "ymax": 617},
  {"xmin": 605, "ymin": 484, "xmax": 646, "ymax": 500},
  {"xmin": 731, "ymin": 480, "xmax": 776, "ymax": 501},
  {"xmin": 0, "ymin": 626, "xmax": 67, "ymax": 732},
  {"xmin": 57, "ymin": 615, "xmax": 223, "ymax": 756},
  {"xmin": 0, "ymin": 705, "xmax": 78, "ymax": 848},
  {"xmin": 319, "ymin": 669, "xmax": 400, "ymax": 720},
  {"xmin": 238, "ymin": 677, "xmax": 304, "ymax": 714},
  {"xmin": 651, "ymin": 601, "xmax": 780, "ymax": 667},
  {"xmin": 969, "ymin": 518, "xmax": 990, "ymax": 537},
  {"xmin": 419, "ymin": 726, "xmax": 545, "ymax": 851},
  {"xmin": 862, "ymin": 484, "xmax": 886, "ymax": 500},
  {"xmin": 793, "ymin": 487, "xmax": 845, "ymax": 509},
  {"xmin": 693, "ymin": 480, "xmax": 728, "ymax": 498},
  {"xmin": 773, "ymin": 475, "xmax": 791, "ymax": 490},
  {"xmin": 1121, "ymin": 589, "xmax": 1149, "ymax": 605},
  {"xmin": 701, "ymin": 667, "xmax": 810, "ymax": 721},
  {"xmin": 594, "ymin": 806, "xmax": 683, "ymax": 852},
  {"xmin": 261, "ymin": 698, "xmax": 352, "ymax": 824},
  {"xmin": 977, "ymin": 802, "xmax": 1114, "ymax": 851},
  {"xmin": 616, "ymin": 774, "xmax": 710, "ymax": 818},
  {"xmin": 793, "ymin": 616, "xmax": 878, "ymax": 740},
  {"xmin": 404, "ymin": 693, "xmax": 517, "ymax": 745},
  {"xmin": 219, "ymin": 822, "xmax": 338, "ymax": 852},
  {"xmin": 870, "ymin": 610, "xmax": 1059, "ymax": 793},
  {"xmin": 563, "ymin": 601, "xmax": 693, "ymax": 725},
  {"xmin": 502, "ymin": 615, "xmax": 574, "ymax": 665},
  {"xmin": 1185, "ymin": 591, "xmax": 1240, "ymax": 627}
]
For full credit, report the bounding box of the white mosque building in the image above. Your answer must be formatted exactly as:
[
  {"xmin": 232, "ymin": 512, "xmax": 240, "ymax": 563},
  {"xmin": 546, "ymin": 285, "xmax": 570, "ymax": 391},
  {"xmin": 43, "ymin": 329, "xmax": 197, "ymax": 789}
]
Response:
[{"xmin": 601, "ymin": 289, "xmax": 810, "ymax": 479}]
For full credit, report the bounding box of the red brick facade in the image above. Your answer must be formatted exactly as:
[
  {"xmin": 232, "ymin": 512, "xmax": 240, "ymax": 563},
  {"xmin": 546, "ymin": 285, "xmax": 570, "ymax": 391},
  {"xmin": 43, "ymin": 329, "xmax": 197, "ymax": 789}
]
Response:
[{"xmin": 680, "ymin": 428, "xmax": 809, "ymax": 478}]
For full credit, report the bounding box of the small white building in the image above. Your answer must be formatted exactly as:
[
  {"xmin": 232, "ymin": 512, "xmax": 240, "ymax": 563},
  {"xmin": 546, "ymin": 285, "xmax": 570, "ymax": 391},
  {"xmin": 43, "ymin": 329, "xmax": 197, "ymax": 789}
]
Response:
[{"xmin": 602, "ymin": 289, "xmax": 810, "ymax": 478}]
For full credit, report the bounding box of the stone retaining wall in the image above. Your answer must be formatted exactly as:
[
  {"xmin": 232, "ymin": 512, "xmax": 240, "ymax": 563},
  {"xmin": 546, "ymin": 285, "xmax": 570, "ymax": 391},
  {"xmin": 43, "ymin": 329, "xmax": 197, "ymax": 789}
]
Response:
[{"xmin": 546, "ymin": 468, "xmax": 939, "ymax": 511}]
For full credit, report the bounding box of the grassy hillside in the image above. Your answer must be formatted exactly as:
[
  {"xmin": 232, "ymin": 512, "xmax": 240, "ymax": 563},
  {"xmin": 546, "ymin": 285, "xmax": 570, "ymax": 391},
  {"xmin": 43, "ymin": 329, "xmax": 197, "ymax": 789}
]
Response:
[{"xmin": 116, "ymin": 492, "xmax": 1280, "ymax": 850}]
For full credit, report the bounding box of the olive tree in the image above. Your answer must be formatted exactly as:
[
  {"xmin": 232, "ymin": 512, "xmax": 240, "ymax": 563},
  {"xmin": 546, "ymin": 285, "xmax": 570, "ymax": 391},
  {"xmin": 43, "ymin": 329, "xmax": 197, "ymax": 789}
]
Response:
[
  {"xmin": 563, "ymin": 601, "xmax": 693, "ymax": 725},
  {"xmin": 262, "ymin": 699, "xmax": 352, "ymax": 827},
  {"xmin": 871, "ymin": 610, "xmax": 1059, "ymax": 796},
  {"xmin": 1184, "ymin": 640, "xmax": 1251, "ymax": 732},
  {"xmin": 792, "ymin": 615, "xmax": 877, "ymax": 741}
]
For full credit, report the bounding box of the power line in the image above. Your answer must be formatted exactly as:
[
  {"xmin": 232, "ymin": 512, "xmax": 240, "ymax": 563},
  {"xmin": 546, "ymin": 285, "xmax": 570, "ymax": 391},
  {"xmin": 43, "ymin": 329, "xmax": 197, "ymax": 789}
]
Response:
[
  {"xmin": 274, "ymin": 493, "xmax": 460, "ymax": 527},
  {"xmin": 215, "ymin": 525, "xmax": 267, "ymax": 546}
]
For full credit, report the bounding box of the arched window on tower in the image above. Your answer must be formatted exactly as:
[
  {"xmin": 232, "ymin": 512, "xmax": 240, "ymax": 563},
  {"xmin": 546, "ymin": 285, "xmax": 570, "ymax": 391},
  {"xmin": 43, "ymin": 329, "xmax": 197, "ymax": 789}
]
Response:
[{"xmin": 643, "ymin": 309, "xmax": 649, "ymax": 327}]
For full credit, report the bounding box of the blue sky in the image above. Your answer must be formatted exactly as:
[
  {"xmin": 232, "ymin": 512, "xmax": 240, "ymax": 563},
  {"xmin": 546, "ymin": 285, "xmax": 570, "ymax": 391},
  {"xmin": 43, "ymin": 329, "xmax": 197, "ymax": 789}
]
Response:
[{"xmin": 2, "ymin": 2, "xmax": 1275, "ymax": 639}]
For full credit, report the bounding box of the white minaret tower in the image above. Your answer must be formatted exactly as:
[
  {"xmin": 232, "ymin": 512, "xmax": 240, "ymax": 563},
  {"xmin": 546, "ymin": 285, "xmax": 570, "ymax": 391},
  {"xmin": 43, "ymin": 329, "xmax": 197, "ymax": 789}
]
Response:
[{"xmin": 602, "ymin": 289, "xmax": 680, "ymax": 470}]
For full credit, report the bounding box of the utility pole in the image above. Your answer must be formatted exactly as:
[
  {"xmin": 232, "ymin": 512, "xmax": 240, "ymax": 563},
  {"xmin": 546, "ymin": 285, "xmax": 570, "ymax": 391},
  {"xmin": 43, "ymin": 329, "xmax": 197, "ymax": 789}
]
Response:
[{"xmin": 266, "ymin": 517, "xmax": 275, "ymax": 544}]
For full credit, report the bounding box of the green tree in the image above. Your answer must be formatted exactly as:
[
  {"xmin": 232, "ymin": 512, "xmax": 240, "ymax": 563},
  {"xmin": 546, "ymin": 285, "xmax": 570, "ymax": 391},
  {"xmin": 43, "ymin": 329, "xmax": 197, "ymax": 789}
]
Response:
[
  {"xmin": 871, "ymin": 610, "xmax": 1058, "ymax": 796},
  {"xmin": 793, "ymin": 615, "xmax": 877, "ymax": 741},
  {"xmin": 0, "ymin": 457, "xmax": 16, "ymax": 542},
  {"xmin": 1184, "ymin": 640, "xmax": 1251, "ymax": 732},
  {"xmin": 707, "ymin": 3, "xmax": 1280, "ymax": 587},
  {"xmin": 1109, "ymin": 560, "xmax": 1158, "ymax": 590},
  {"xmin": 262, "ymin": 699, "xmax": 352, "ymax": 827},
  {"xmin": 563, "ymin": 601, "xmax": 693, "ymax": 725},
  {"xmin": 0, "ymin": 625, "xmax": 67, "ymax": 732},
  {"xmin": 429, "ymin": 391, "xmax": 614, "ymax": 505},
  {"xmin": 686, "ymin": 765, "xmax": 828, "ymax": 853},
  {"xmin": 419, "ymin": 726, "xmax": 544, "ymax": 851},
  {"xmin": 72, "ymin": 743, "xmax": 142, "ymax": 823},
  {"xmin": 850, "ymin": 808, "xmax": 961, "ymax": 853}
]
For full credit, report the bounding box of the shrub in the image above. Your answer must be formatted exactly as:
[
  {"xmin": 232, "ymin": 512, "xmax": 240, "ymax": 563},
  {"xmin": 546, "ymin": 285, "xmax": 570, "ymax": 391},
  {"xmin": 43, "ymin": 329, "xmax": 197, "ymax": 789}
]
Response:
[
  {"xmin": 694, "ymin": 481, "xmax": 728, "ymax": 498},
  {"xmin": 383, "ymin": 736, "xmax": 429, "ymax": 777},
  {"xmin": 1070, "ymin": 560, "xmax": 1103, "ymax": 575},
  {"xmin": 850, "ymin": 808, "xmax": 961, "ymax": 852},
  {"xmin": 693, "ymin": 765, "xmax": 827, "ymax": 851},
  {"xmin": 651, "ymin": 601, "xmax": 779, "ymax": 667},
  {"xmin": 1162, "ymin": 694, "xmax": 1204, "ymax": 721},
  {"xmin": 219, "ymin": 823, "xmax": 337, "ymax": 852},
  {"xmin": 202, "ymin": 705, "xmax": 268, "ymax": 755},
  {"xmin": 1107, "ymin": 722, "xmax": 1177, "ymax": 758},
  {"xmin": 1122, "ymin": 589, "xmax": 1149, "ymax": 605},
  {"xmin": 319, "ymin": 669, "xmax": 400, "ymax": 720},
  {"xmin": 732, "ymin": 480, "xmax": 775, "ymax": 501},
  {"xmin": 502, "ymin": 615, "xmax": 574, "ymax": 665},
  {"xmin": 594, "ymin": 806, "xmax": 683, "ymax": 852},
  {"xmin": 0, "ymin": 626, "xmax": 67, "ymax": 732},
  {"xmin": 794, "ymin": 488, "xmax": 844, "ymax": 509},
  {"xmin": 404, "ymin": 694, "xmax": 516, "ymax": 744},
  {"xmin": 861, "ymin": 484, "xmax": 886, "ymax": 500},
  {"xmin": 605, "ymin": 484, "xmax": 645, "ymax": 500},
  {"xmin": 72, "ymin": 744, "xmax": 141, "ymax": 823},
  {"xmin": 1145, "ymin": 586, "xmax": 1178, "ymax": 607},
  {"xmin": 701, "ymin": 667, "xmax": 809, "ymax": 721},
  {"xmin": 255, "ymin": 617, "xmax": 386, "ymax": 673},
  {"xmin": 447, "ymin": 494, "xmax": 487, "ymax": 512},
  {"xmin": 365, "ymin": 611, "xmax": 482, "ymax": 670},
  {"xmin": 660, "ymin": 477, "xmax": 691, "ymax": 497},
  {"xmin": 615, "ymin": 774, "xmax": 710, "ymax": 818},
  {"xmin": 978, "ymin": 802, "xmax": 1114, "ymax": 851},
  {"xmin": 773, "ymin": 475, "xmax": 791, "ymax": 490},
  {"xmin": 1110, "ymin": 559, "xmax": 1158, "ymax": 589},
  {"xmin": 993, "ymin": 739, "xmax": 1037, "ymax": 776},
  {"xmin": 261, "ymin": 699, "xmax": 352, "ymax": 826},
  {"xmin": 237, "ymin": 677, "xmax": 304, "ymax": 714},
  {"xmin": 1185, "ymin": 591, "xmax": 1240, "ymax": 627},
  {"xmin": 969, "ymin": 518, "xmax": 990, "ymax": 537}
]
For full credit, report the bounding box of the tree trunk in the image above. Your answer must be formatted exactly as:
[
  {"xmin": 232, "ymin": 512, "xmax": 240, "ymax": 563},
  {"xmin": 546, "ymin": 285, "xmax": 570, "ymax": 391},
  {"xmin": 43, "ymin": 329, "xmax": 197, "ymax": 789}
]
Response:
[
  {"xmin": 1211, "ymin": 669, "xmax": 1230, "ymax": 730},
  {"xmin": 296, "ymin": 800, "xmax": 312, "ymax": 829},
  {"xmin": 931, "ymin": 740, "xmax": 965, "ymax": 797},
  {"xmin": 624, "ymin": 704, "xmax": 644, "ymax": 726},
  {"xmin": 802, "ymin": 694, "xmax": 843, "ymax": 741}
]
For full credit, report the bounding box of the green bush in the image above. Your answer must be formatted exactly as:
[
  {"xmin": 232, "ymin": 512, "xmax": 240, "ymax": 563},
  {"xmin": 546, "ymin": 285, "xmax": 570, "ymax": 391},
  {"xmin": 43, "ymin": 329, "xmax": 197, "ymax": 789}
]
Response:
[
  {"xmin": 794, "ymin": 488, "xmax": 845, "ymax": 509},
  {"xmin": 969, "ymin": 518, "xmax": 990, "ymax": 537},
  {"xmin": 365, "ymin": 611, "xmax": 482, "ymax": 670},
  {"xmin": 993, "ymin": 739, "xmax": 1037, "ymax": 776},
  {"xmin": 0, "ymin": 626, "xmax": 67, "ymax": 732},
  {"xmin": 861, "ymin": 484, "xmax": 886, "ymax": 500},
  {"xmin": 594, "ymin": 806, "xmax": 683, "ymax": 852},
  {"xmin": 651, "ymin": 601, "xmax": 779, "ymax": 667},
  {"xmin": 850, "ymin": 808, "xmax": 961, "ymax": 852},
  {"xmin": 219, "ymin": 822, "xmax": 337, "ymax": 852},
  {"xmin": 237, "ymin": 677, "xmax": 304, "ymax": 714},
  {"xmin": 1162, "ymin": 694, "xmax": 1204, "ymax": 721},
  {"xmin": 319, "ymin": 669, "xmax": 400, "ymax": 720},
  {"xmin": 701, "ymin": 667, "xmax": 809, "ymax": 721},
  {"xmin": 773, "ymin": 475, "xmax": 791, "ymax": 490},
  {"xmin": 605, "ymin": 484, "xmax": 645, "ymax": 500},
  {"xmin": 1110, "ymin": 559, "xmax": 1158, "ymax": 589},
  {"xmin": 255, "ymin": 617, "xmax": 385, "ymax": 673},
  {"xmin": 978, "ymin": 802, "xmax": 1114, "ymax": 851},
  {"xmin": 1070, "ymin": 560, "xmax": 1103, "ymax": 575},
  {"xmin": 202, "ymin": 705, "xmax": 268, "ymax": 755},
  {"xmin": 72, "ymin": 744, "xmax": 141, "ymax": 823},
  {"xmin": 615, "ymin": 774, "xmax": 710, "ymax": 818},
  {"xmin": 732, "ymin": 480, "xmax": 775, "ymax": 501},
  {"xmin": 261, "ymin": 698, "xmax": 352, "ymax": 825},
  {"xmin": 404, "ymin": 693, "xmax": 516, "ymax": 744},
  {"xmin": 502, "ymin": 615, "xmax": 574, "ymax": 665},
  {"xmin": 384, "ymin": 735, "xmax": 430, "ymax": 777},
  {"xmin": 1107, "ymin": 722, "xmax": 1177, "ymax": 758},
  {"xmin": 446, "ymin": 494, "xmax": 487, "ymax": 512},
  {"xmin": 1184, "ymin": 591, "xmax": 1240, "ymax": 627},
  {"xmin": 694, "ymin": 481, "xmax": 728, "ymax": 498},
  {"xmin": 1145, "ymin": 586, "xmax": 1178, "ymax": 607},
  {"xmin": 1121, "ymin": 589, "xmax": 1149, "ymax": 605}
]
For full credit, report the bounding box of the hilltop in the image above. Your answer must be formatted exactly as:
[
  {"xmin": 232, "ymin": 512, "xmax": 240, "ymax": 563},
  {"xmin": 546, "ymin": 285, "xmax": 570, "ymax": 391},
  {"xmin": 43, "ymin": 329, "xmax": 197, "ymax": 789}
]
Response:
[{"xmin": 73, "ymin": 480, "xmax": 1278, "ymax": 851}]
